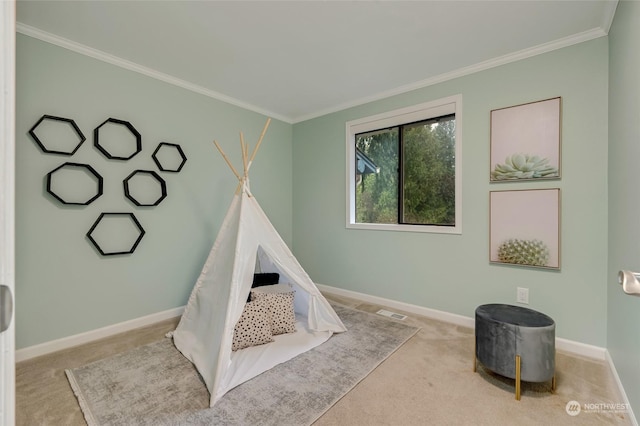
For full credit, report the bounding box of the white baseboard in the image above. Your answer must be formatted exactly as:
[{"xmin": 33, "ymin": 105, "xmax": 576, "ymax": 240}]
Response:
[
  {"xmin": 555, "ymin": 337, "xmax": 607, "ymax": 360},
  {"xmin": 606, "ymin": 350, "xmax": 639, "ymax": 426},
  {"xmin": 14, "ymin": 285, "xmax": 609, "ymax": 363},
  {"xmin": 317, "ymin": 283, "xmax": 607, "ymax": 360},
  {"xmin": 317, "ymin": 283, "xmax": 475, "ymax": 328},
  {"xmin": 16, "ymin": 306, "xmax": 184, "ymax": 363}
]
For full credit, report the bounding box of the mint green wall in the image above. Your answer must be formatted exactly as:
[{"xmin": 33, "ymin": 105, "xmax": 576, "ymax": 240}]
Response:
[
  {"xmin": 15, "ymin": 34, "xmax": 292, "ymax": 349},
  {"xmin": 608, "ymin": 0, "xmax": 640, "ymax": 415},
  {"xmin": 293, "ymin": 39, "xmax": 609, "ymax": 346}
]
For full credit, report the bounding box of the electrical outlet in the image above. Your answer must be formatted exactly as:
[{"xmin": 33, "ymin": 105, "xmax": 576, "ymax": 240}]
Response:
[{"xmin": 517, "ymin": 287, "xmax": 529, "ymax": 304}]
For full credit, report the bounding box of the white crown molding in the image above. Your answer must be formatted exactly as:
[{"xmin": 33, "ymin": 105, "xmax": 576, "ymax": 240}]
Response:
[
  {"xmin": 15, "ymin": 306, "xmax": 184, "ymax": 362},
  {"xmin": 293, "ymin": 27, "xmax": 608, "ymax": 123},
  {"xmin": 316, "ymin": 283, "xmax": 607, "ymax": 360},
  {"xmin": 601, "ymin": 0, "xmax": 620, "ymax": 34},
  {"xmin": 15, "ymin": 23, "xmax": 293, "ymax": 124},
  {"xmin": 17, "ymin": 21, "xmax": 610, "ymax": 127}
]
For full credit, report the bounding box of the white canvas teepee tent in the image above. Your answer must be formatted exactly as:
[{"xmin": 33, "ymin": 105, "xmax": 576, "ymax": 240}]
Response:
[{"xmin": 172, "ymin": 119, "xmax": 347, "ymax": 407}]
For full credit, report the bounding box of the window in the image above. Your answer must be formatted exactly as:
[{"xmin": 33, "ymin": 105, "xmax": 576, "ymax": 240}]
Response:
[{"xmin": 346, "ymin": 95, "xmax": 462, "ymax": 234}]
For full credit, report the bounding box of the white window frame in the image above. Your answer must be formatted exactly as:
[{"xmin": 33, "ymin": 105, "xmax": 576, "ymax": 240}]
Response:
[{"xmin": 346, "ymin": 94, "xmax": 462, "ymax": 234}]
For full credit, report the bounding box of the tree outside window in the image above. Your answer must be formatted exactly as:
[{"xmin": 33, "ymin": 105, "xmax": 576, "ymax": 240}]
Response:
[
  {"xmin": 355, "ymin": 115, "xmax": 455, "ymax": 227},
  {"xmin": 347, "ymin": 95, "xmax": 462, "ymax": 234}
]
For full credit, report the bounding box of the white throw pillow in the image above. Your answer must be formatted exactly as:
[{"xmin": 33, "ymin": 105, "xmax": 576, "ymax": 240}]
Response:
[
  {"xmin": 250, "ymin": 284, "xmax": 297, "ymax": 335},
  {"xmin": 250, "ymin": 283, "xmax": 293, "ymax": 294}
]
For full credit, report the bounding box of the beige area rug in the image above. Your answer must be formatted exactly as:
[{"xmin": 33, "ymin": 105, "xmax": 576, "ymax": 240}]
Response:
[{"xmin": 65, "ymin": 304, "xmax": 419, "ymax": 426}]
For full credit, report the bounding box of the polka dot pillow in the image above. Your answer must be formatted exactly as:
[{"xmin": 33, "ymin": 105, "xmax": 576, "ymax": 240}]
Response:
[
  {"xmin": 250, "ymin": 284, "xmax": 297, "ymax": 335},
  {"xmin": 232, "ymin": 298, "xmax": 274, "ymax": 351}
]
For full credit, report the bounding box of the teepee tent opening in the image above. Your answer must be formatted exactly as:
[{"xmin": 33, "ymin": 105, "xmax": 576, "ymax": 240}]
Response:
[{"xmin": 172, "ymin": 119, "xmax": 347, "ymax": 407}]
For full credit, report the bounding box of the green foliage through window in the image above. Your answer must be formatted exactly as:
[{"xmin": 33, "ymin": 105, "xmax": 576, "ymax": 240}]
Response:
[{"xmin": 355, "ymin": 115, "xmax": 455, "ymax": 226}]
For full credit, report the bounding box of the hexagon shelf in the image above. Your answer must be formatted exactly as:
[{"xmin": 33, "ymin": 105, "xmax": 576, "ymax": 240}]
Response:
[
  {"xmin": 29, "ymin": 114, "xmax": 86, "ymax": 155},
  {"xmin": 46, "ymin": 162, "xmax": 103, "ymax": 205},
  {"xmin": 152, "ymin": 142, "xmax": 187, "ymax": 172},
  {"xmin": 86, "ymin": 212, "xmax": 145, "ymax": 256},
  {"xmin": 123, "ymin": 170, "xmax": 167, "ymax": 206},
  {"xmin": 94, "ymin": 118, "xmax": 142, "ymax": 160}
]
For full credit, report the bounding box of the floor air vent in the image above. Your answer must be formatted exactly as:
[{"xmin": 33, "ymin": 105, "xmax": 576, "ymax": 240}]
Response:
[{"xmin": 376, "ymin": 309, "xmax": 407, "ymax": 320}]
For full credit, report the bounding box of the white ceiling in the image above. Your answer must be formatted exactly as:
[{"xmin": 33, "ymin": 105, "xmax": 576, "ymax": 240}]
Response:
[{"xmin": 17, "ymin": 1, "xmax": 617, "ymax": 123}]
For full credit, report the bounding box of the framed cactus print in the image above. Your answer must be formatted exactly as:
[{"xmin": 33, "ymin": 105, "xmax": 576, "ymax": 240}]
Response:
[
  {"xmin": 490, "ymin": 188, "xmax": 560, "ymax": 269},
  {"xmin": 490, "ymin": 97, "xmax": 561, "ymax": 182}
]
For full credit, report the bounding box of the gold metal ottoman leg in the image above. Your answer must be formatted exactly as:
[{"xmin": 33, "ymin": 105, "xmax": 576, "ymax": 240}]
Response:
[
  {"xmin": 515, "ymin": 355, "xmax": 521, "ymax": 401},
  {"xmin": 473, "ymin": 341, "xmax": 477, "ymax": 372}
]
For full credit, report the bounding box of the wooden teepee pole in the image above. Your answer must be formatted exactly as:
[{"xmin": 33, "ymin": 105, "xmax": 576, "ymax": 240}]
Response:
[
  {"xmin": 240, "ymin": 131, "xmax": 249, "ymax": 178},
  {"xmin": 248, "ymin": 118, "xmax": 271, "ymax": 169},
  {"xmin": 213, "ymin": 117, "xmax": 271, "ymax": 184},
  {"xmin": 213, "ymin": 140, "xmax": 241, "ymax": 181}
]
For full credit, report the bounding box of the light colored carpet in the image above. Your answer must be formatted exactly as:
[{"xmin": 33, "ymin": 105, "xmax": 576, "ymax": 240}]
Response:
[
  {"xmin": 16, "ymin": 293, "xmax": 633, "ymax": 425},
  {"xmin": 64, "ymin": 304, "xmax": 419, "ymax": 425}
]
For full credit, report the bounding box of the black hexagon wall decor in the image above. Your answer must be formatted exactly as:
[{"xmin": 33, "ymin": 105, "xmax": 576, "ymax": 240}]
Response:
[
  {"xmin": 87, "ymin": 212, "xmax": 145, "ymax": 256},
  {"xmin": 29, "ymin": 114, "xmax": 86, "ymax": 155},
  {"xmin": 94, "ymin": 118, "xmax": 142, "ymax": 160},
  {"xmin": 46, "ymin": 162, "xmax": 103, "ymax": 205},
  {"xmin": 123, "ymin": 170, "xmax": 167, "ymax": 206},
  {"xmin": 152, "ymin": 142, "xmax": 187, "ymax": 172}
]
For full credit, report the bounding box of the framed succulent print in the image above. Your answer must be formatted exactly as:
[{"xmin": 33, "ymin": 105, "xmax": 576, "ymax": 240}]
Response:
[
  {"xmin": 490, "ymin": 97, "xmax": 561, "ymax": 182},
  {"xmin": 490, "ymin": 188, "xmax": 560, "ymax": 270}
]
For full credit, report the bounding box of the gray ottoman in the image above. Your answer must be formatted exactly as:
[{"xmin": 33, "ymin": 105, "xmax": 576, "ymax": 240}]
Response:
[{"xmin": 474, "ymin": 304, "xmax": 555, "ymax": 400}]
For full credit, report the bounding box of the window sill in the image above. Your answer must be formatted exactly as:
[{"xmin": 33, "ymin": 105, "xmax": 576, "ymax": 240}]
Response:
[{"xmin": 346, "ymin": 222, "xmax": 461, "ymax": 235}]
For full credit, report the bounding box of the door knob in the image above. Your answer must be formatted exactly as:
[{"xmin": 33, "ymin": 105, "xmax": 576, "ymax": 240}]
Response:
[{"xmin": 0, "ymin": 285, "xmax": 13, "ymax": 333}]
